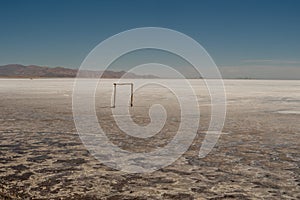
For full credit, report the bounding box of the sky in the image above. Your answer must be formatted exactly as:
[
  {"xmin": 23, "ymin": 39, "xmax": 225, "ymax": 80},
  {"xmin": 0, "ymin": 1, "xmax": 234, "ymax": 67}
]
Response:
[{"xmin": 0, "ymin": 0, "xmax": 300, "ymax": 79}]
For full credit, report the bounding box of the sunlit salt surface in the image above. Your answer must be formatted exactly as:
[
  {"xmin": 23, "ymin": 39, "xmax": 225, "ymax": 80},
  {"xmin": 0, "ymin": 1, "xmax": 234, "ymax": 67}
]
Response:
[
  {"xmin": 277, "ymin": 110, "xmax": 300, "ymax": 114},
  {"xmin": 205, "ymin": 131, "xmax": 230, "ymax": 135},
  {"xmin": 0, "ymin": 78, "xmax": 300, "ymax": 199}
]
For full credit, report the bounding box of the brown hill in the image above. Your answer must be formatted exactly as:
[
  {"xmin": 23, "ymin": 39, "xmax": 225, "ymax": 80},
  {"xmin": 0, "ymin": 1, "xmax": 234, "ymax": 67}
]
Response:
[{"xmin": 0, "ymin": 64, "xmax": 158, "ymax": 78}]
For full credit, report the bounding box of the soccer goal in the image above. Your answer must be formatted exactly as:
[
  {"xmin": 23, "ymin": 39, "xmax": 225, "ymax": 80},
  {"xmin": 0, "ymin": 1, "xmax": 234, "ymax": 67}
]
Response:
[{"xmin": 112, "ymin": 82, "xmax": 133, "ymax": 108}]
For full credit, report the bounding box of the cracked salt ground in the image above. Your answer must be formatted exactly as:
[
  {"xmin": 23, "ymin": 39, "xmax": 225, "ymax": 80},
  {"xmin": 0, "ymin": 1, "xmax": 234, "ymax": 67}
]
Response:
[{"xmin": 0, "ymin": 79, "xmax": 300, "ymax": 199}]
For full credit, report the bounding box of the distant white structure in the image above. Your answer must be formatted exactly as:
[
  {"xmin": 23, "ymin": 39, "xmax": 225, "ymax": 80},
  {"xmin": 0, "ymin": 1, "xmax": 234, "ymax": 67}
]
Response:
[{"xmin": 112, "ymin": 82, "xmax": 133, "ymax": 108}]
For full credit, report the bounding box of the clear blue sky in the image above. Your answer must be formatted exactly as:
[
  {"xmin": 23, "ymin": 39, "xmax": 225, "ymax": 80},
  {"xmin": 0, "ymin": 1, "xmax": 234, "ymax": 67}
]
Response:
[{"xmin": 0, "ymin": 0, "xmax": 300, "ymax": 78}]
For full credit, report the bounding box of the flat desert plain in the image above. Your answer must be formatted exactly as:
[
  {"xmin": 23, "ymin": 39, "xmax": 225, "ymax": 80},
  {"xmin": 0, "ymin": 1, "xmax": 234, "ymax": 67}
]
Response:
[{"xmin": 0, "ymin": 79, "xmax": 299, "ymax": 199}]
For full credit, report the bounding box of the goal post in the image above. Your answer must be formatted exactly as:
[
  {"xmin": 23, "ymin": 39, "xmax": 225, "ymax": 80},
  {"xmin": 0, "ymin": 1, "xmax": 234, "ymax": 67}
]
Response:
[{"xmin": 112, "ymin": 83, "xmax": 133, "ymax": 108}]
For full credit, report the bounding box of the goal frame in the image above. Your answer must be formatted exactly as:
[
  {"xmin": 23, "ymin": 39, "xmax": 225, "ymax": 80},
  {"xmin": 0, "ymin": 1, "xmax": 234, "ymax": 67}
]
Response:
[{"xmin": 112, "ymin": 83, "xmax": 133, "ymax": 108}]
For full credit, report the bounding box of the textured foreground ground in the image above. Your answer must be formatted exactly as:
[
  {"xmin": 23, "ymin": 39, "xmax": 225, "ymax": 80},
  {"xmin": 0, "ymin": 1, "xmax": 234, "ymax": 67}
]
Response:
[{"xmin": 0, "ymin": 79, "xmax": 299, "ymax": 199}]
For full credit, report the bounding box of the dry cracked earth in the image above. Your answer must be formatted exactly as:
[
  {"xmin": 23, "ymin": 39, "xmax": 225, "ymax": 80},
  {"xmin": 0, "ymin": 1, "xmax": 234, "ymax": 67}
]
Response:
[{"xmin": 0, "ymin": 79, "xmax": 300, "ymax": 199}]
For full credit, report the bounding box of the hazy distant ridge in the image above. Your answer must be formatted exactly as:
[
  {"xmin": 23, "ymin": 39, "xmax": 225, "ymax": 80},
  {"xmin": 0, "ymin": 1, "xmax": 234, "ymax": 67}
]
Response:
[{"xmin": 0, "ymin": 64, "xmax": 158, "ymax": 78}]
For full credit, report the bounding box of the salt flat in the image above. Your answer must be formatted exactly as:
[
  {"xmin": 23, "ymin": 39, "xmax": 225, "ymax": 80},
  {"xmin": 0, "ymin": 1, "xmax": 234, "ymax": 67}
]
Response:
[{"xmin": 0, "ymin": 79, "xmax": 299, "ymax": 199}]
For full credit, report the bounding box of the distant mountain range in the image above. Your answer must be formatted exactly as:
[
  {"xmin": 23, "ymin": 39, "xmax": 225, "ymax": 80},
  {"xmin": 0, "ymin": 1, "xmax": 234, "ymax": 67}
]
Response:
[{"xmin": 0, "ymin": 64, "xmax": 158, "ymax": 78}]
